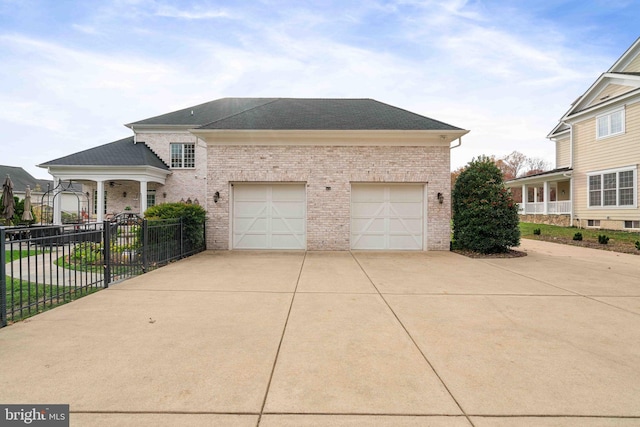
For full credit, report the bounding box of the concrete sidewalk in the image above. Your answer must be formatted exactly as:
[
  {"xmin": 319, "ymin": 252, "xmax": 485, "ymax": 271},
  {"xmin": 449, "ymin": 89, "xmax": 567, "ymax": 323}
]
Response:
[{"xmin": 0, "ymin": 240, "xmax": 639, "ymax": 426}]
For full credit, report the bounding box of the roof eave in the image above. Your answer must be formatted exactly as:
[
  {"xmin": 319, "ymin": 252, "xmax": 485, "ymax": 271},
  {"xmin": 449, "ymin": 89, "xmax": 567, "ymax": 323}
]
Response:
[{"xmin": 190, "ymin": 128, "xmax": 470, "ymax": 146}]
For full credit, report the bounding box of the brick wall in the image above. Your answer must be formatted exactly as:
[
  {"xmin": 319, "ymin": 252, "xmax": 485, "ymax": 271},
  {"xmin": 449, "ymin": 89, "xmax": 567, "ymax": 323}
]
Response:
[
  {"xmin": 207, "ymin": 145, "xmax": 451, "ymax": 250},
  {"xmin": 138, "ymin": 132, "xmax": 208, "ymax": 206}
]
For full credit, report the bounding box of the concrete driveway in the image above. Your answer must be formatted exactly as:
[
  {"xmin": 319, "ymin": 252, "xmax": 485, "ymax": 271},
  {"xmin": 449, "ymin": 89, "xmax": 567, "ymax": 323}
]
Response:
[{"xmin": 1, "ymin": 239, "xmax": 639, "ymax": 426}]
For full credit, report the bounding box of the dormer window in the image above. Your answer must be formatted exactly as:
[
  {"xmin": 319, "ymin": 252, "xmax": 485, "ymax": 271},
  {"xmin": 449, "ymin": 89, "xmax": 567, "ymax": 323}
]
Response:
[{"xmin": 596, "ymin": 108, "xmax": 624, "ymax": 139}]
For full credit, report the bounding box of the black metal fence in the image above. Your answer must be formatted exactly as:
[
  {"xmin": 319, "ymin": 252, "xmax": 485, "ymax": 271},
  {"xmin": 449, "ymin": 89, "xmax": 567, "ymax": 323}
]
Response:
[{"xmin": 1, "ymin": 214, "xmax": 206, "ymax": 327}]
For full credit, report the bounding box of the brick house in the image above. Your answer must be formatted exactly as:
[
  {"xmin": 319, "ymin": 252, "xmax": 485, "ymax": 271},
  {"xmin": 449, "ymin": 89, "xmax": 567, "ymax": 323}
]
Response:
[{"xmin": 39, "ymin": 98, "xmax": 468, "ymax": 250}]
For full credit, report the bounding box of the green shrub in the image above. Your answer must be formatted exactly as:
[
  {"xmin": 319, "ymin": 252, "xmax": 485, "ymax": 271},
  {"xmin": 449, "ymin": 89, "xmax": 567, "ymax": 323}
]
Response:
[
  {"xmin": 144, "ymin": 202, "xmax": 206, "ymax": 249},
  {"xmin": 635, "ymin": 241, "xmax": 640, "ymax": 250},
  {"xmin": 533, "ymin": 228, "xmax": 541, "ymax": 235},
  {"xmin": 452, "ymin": 156, "xmax": 520, "ymax": 254},
  {"xmin": 598, "ymin": 234, "xmax": 610, "ymax": 244},
  {"xmin": 573, "ymin": 232, "xmax": 583, "ymax": 241}
]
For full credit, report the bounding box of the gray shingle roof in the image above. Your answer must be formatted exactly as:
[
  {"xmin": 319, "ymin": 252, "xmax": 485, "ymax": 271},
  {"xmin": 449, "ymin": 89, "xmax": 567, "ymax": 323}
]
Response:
[
  {"xmin": 0, "ymin": 165, "xmax": 80, "ymax": 192},
  {"xmin": 128, "ymin": 98, "xmax": 278, "ymax": 127},
  {"xmin": 38, "ymin": 137, "xmax": 169, "ymax": 170},
  {"xmin": 0, "ymin": 165, "xmax": 41, "ymax": 192},
  {"xmin": 130, "ymin": 98, "xmax": 464, "ymax": 131}
]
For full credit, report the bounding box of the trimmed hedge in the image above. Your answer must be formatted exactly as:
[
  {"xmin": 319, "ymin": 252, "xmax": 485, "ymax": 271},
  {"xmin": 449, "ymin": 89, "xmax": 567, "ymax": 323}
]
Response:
[
  {"xmin": 452, "ymin": 156, "xmax": 520, "ymax": 254},
  {"xmin": 144, "ymin": 203, "xmax": 206, "ymax": 249}
]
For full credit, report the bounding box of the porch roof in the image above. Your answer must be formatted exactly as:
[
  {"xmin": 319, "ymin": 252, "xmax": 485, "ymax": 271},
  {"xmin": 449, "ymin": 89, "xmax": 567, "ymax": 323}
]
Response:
[{"xmin": 506, "ymin": 167, "xmax": 572, "ymax": 186}]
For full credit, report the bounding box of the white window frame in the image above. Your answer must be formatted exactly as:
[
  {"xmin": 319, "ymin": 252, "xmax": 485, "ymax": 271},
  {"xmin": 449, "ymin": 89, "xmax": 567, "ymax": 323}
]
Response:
[
  {"xmin": 587, "ymin": 166, "xmax": 637, "ymax": 209},
  {"xmin": 595, "ymin": 107, "xmax": 625, "ymax": 139},
  {"xmin": 624, "ymin": 220, "xmax": 640, "ymax": 229},
  {"xmin": 170, "ymin": 143, "xmax": 195, "ymax": 169}
]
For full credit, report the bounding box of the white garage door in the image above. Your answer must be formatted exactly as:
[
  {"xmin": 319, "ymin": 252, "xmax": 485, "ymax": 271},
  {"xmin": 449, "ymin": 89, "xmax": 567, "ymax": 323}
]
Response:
[
  {"xmin": 233, "ymin": 184, "xmax": 306, "ymax": 249},
  {"xmin": 351, "ymin": 184, "xmax": 424, "ymax": 250}
]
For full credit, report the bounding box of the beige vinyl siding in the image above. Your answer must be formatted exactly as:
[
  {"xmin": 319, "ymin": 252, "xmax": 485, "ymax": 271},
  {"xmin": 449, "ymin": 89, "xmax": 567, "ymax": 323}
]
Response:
[
  {"xmin": 625, "ymin": 53, "xmax": 640, "ymax": 72},
  {"xmin": 572, "ymin": 101, "xmax": 640, "ymax": 222},
  {"xmin": 555, "ymin": 136, "xmax": 570, "ymax": 167},
  {"xmin": 587, "ymin": 84, "xmax": 637, "ymax": 107}
]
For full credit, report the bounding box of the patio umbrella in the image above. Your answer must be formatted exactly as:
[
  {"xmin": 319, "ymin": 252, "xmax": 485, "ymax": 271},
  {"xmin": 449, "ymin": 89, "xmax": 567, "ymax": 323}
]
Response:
[
  {"xmin": 22, "ymin": 185, "xmax": 34, "ymax": 222},
  {"xmin": 2, "ymin": 175, "xmax": 15, "ymax": 224}
]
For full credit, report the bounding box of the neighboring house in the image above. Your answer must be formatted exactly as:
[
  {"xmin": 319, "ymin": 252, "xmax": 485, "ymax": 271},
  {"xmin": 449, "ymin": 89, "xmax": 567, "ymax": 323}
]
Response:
[
  {"xmin": 0, "ymin": 165, "xmax": 83, "ymax": 222},
  {"xmin": 39, "ymin": 98, "xmax": 469, "ymax": 250},
  {"xmin": 507, "ymin": 38, "xmax": 640, "ymax": 231}
]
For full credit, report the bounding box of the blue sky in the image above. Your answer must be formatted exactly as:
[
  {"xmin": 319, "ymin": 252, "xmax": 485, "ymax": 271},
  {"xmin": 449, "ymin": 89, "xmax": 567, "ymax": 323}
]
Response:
[{"xmin": 0, "ymin": 0, "xmax": 638, "ymax": 179}]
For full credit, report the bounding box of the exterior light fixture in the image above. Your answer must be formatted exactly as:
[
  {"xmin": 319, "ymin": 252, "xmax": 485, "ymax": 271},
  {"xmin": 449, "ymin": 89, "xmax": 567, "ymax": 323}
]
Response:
[
  {"xmin": 437, "ymin": 192, "xmax": 444, "ymax": 204},
  {"xmin": 213, "ymin": 191, "xmax": 220, "ymax": 203}
]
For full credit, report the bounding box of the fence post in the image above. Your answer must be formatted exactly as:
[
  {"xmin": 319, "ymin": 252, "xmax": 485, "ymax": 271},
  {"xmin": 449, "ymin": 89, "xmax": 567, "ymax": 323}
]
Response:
[
  {"xmin": 103, "ymin": 221, "xmax": 111, "ymax": 288},
  {"xmin": 180, "ymin": 218, "xmax": 184, "ymax": 258},
  {"xmin": 1, "ymin": 227, "xmax": 6, "ymax": 327},
  {"xmin": 142, "ymin": 219, "xmax": 148, "ymax": 273}
]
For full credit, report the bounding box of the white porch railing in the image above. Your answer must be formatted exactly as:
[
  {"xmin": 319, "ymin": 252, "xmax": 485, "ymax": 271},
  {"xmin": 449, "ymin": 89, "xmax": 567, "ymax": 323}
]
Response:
[{"xmin": 517, "ymin": 201, "xmax": 572, "ymax": 215}]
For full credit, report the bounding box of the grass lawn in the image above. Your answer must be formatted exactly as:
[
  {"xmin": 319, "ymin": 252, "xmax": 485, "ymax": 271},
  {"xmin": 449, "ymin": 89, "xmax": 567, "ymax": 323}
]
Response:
[
  {"xmin": 520, "ymin": 222, "xmax": 640, "ymax": 254},
  {"xmin": 3, "ymin": 248, "xmax": 101, "ymax": 325}
]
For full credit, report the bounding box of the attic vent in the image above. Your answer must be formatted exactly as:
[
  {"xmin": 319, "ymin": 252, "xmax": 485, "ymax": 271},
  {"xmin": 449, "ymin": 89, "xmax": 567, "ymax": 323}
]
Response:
[{"xmin": 190, "ymin": 110, "xmax": 194, "ymax": 116}]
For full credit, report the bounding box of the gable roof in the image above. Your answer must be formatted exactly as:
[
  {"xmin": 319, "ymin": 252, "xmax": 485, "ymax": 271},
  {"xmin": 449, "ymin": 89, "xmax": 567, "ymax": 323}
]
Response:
[
  {"xmin": 38, "ymin": 136, "xmax": 169, "ymax": 170},
  {"xmin": 128, "ymin": 97, "xmax": 464, "ymax": 131},
  {"xmin": 550, "ymin": 37, "xmax": 640, "ymax": 135}
]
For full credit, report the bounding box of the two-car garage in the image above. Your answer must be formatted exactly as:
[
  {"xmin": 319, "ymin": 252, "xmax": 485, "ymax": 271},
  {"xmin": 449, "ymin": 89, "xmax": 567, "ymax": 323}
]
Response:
[{"xmin": 231, "ymin": 183, "xmax": 425, "ymax": 250}]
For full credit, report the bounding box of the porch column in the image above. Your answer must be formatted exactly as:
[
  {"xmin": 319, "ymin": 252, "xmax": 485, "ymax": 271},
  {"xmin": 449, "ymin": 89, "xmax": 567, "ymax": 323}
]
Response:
[
  {"xmin": 521, "ymin": 184, "xmax": 527, "ymax": 214},
  {"xmin": 96, "ymin": 180, "xmax": 105, "ymax": 222},
  {"xmin": 139, "ymin": 181, "xmax": 148, "ymax": 215},
  {"xmin": 543, "ymin": 181, "xmax": 549, "ymax": 215},
  {"xmin": 52, "ymin": 176, "xmax": 62, "ymax": 225}
]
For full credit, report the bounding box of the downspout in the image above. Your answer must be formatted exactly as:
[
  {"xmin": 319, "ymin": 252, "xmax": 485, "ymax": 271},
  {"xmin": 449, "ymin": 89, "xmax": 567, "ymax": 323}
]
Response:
[
  {"xmin": 450, "ymin": 136, "xmax": 462, "ymax": 150},
  {"xmin": 132, "ymin": 125, "xmax": 136, "ymax": 144}
]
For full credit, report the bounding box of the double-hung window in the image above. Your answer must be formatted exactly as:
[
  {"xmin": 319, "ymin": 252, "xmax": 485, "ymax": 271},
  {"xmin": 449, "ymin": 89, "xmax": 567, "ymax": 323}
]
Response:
[
  {"xmin": 596, "ymin": 108, "xmax": 625, "ymax": 139},
  {"xmin": 171, "ymin": 143, "xmax": 195, "ymax": 168},
  {"xmin": 587, "ymin": 167, "xmax": 637, "ymax": 208}
]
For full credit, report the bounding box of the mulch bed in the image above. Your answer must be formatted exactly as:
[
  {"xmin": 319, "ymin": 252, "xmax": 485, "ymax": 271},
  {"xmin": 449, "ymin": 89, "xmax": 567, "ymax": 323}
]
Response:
[{"xmin": 452, "ymin": 249, "xmax": 527, "ymax": 259}]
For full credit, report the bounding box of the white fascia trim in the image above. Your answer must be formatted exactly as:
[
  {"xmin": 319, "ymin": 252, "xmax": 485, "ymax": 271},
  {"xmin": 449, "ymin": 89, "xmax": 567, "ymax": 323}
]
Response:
[
  {"xmin": 608, "ymin": 37, "xmax": 640, "ymax": 72},
  {"xmin": 43, "ymin": 165, "xmax": 170, "ymax": 184},
  {"xmin": 563, "ymin": 89, "xmax": 640, "ymax": 123},
  {"xmin": 190, "ymin": 129, "xmax": 470, "ymax": 146},
  {"xmin": 126, "ymin": 124, "xmax": 195, "ymax": 132},
  {"xmin": 505, "ymin": 171, "xmax": 572, "ymax": 186}
]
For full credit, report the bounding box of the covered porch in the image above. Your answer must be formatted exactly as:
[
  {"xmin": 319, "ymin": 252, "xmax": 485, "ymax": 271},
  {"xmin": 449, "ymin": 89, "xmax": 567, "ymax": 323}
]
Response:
[
  {"xmin": 505, "ymin": 168, "xmax": 573, "ymax": 220},
  {"xmin": 37, "ymin": 136, "xmax": 171, "ymax": 225}
]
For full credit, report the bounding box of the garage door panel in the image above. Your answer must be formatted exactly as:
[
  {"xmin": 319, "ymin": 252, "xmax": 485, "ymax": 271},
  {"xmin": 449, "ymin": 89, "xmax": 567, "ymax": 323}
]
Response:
[
  {"xmin": 271, "ymin": 218, "xmax": 305, "ymax": 233},
  {"xmin": 272, "ymin": 202, "xmax": 305, "ymax": 217},
  {"xmin": 271, "ymin": 186, "xmax": 305, "ymax": 200},
  {"xmin": 234, "ymin": 218, "xmax": 268, "ymax": 232},
  {"xmin": 351, "ymin": 185, "xmax": 385, "ymax": 202},
  {"xmin": 351, "ymin": 184, "xmax": 424, "ymax": 250},
  {"xmin": 233, "ymin": 184, "xmax": 306, "ymax": 250},
  {"xmin": 389, "ymin": 218, "xmax": 422, "ymax": 233},
  {"xmin": 234, "ymin": 201, "xmax": 267, "ymax": 216},
  {"xmin": 233, "ymin": 234, "xmax": 268, "ymax": 249},
  {"xmin": 389, "ymin": 186, "xmax": 423, "ymax": 202},
  {"xmin": 352, "ymin": 218, "xmax": 385, "ymax": 233},
  {"xmin": 351, "ymin": 203, "xmax": 384, "ymax": 216}
]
